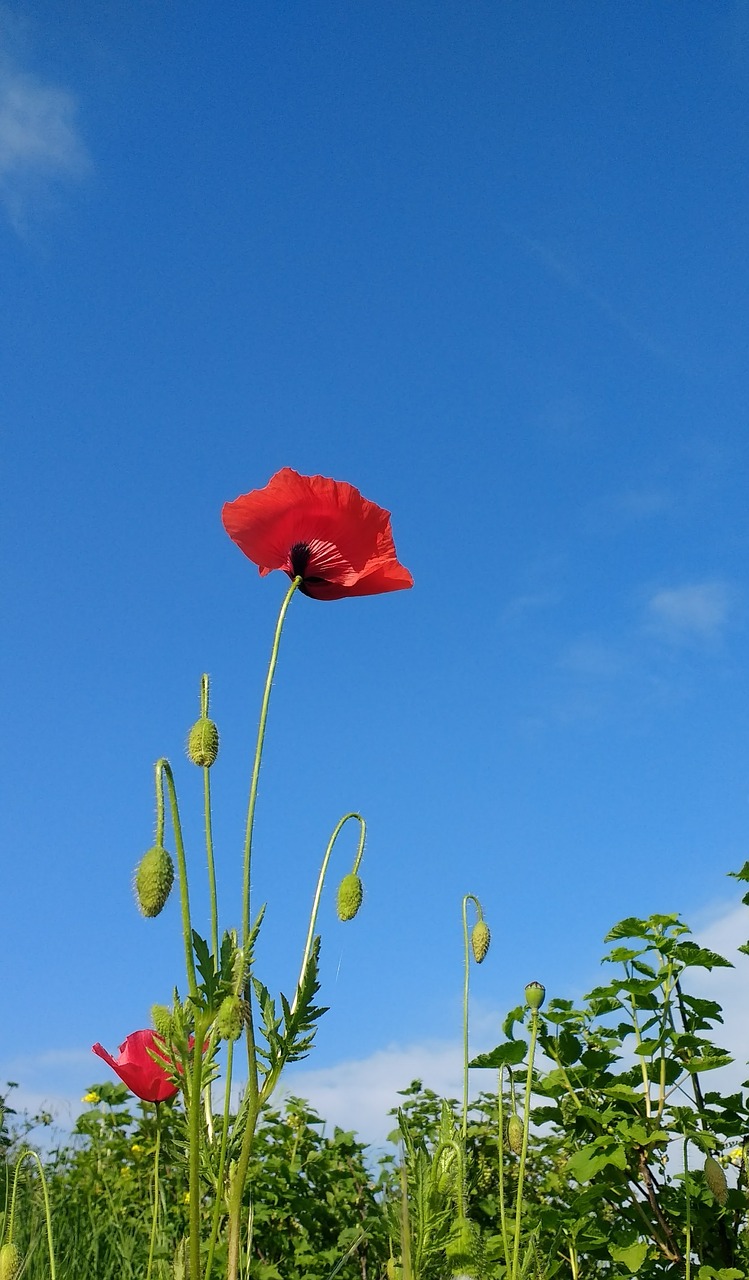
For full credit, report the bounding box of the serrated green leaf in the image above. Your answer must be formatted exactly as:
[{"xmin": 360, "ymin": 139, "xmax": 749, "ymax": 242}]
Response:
[{"xmin": 469, "ymin": 1040, "xmax": 528, "ymax": 1069}]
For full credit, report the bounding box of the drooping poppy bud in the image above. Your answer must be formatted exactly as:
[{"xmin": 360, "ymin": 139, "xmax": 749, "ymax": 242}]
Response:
[
  {"xmin": 704, "ymin": 1154, "xmax": 728, "ymax": 1205},
  {"xmin": 135, "ymin": 845, "xmax": 175, "ymax": 917},
  {"xmin": 187, "ymin": 717, "xmax": 219, "ymax": 768},
  {"xmin": 337, "ymin": 873, "xmax": 364, "ymax": 921},
  {"xmin": 0, "ymin": 1243, "xmax": 22, "ymax": 1280},
  {"xmin": 216, "ymin": 995, "xmax": 244, "ymax": 1042},
  {"xmin": 507, "ymin": 1114, "xmax": 524, "ymax": 1154},
  {"xmin": 470, "ymin": 920, "xmax": 490, "ymax": 964},
  {"xmin": 524, "ymin": 981, "xmax": 545, "ymax": 1011}
]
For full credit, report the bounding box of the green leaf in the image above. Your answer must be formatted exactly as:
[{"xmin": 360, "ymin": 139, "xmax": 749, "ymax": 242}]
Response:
[
  {"xmin": 469, "ymin": 1040, "xmax": 528, "ymax": 1069},
  {"xmin": 604, "ymin": 917, "xmax": 647, "ymax": 941},
  {"xmin": 672, "ymin": 941, "xmax": 733, "ymax": 970},
  {"xmin": 610, "ymin": 1241, "xmax": 649, "ymax": 1271}
]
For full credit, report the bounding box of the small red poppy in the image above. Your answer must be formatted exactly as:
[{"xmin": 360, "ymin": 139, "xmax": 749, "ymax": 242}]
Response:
[
  {"xmin": 222, "ymin": 467, "xmax": 413, "ymax": 601},
  {"xmin": 92, "ymin": 1030, "xmax": 178, "ymax": 1103}
]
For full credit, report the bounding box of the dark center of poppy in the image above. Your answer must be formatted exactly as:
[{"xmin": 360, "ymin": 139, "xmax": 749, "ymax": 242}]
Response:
[
  {"xmin": 289, "ymin": 541, "xmax": 326, "ymax": 592},
  {"xmin": 290, "ymin": 542, "xmax": 311, "ymax": 577}
]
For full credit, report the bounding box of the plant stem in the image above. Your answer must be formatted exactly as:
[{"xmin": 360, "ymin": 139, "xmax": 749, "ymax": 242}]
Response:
[
  {"xmin": 240, "ymin": 575, "xmax": 302, "ymax": 949},
  {"xmin": 200, "ymin": 674, "xmax": 220, "ymax": 962},
  {"xmin": 512, "ymin": 1010, "xmax": 540, "ymax": 1280},
  {"xmin": 292, "ymin": 812, "xmax": 366, "ymax": 1012},
  {"xmin": 189, "ymin": 1016, "xmax": 209, "ymax": 1280},
  {"xmin": 497, "ymin": 1067, "xmax": 510, "ymax": 1270},
  {"xmin": 683, "ymin": 1138, "xmax": 691, "ymax": 1280},
  {"xmin": 157, "ymin": 758, "xmax": 198, "ymax": 1000},
  {"xmin": 205, "ymin": 1039, "xmax": 235, "ymax": 1280},
  {"xmin": 145, "ymin": 1104, "xmax": 162, "ymax": 1280},
  {"xmin": 461, "ymin": 893, "xmax": 481, "ymax": 1140},
  {"xmin": 9, "ymin": 1149, "xmax": 56, "ymax": 1280},
  {"xmin": 227, "ymin": 576, "xmax": 302, "ymax": 1280}
]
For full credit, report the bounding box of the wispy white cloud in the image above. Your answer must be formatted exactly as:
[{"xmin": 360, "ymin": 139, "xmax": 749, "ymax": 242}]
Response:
[
  {"xmin": 283, "ymin": 1040, "xmax": 463, "ymax": 1148},
  {"xmin": 645, "ymin": 581, "xmax": 736, "ymax": 643},
  {"xmin": 0, "ymin": 60, "xmax": 89, "ymax": 230}
]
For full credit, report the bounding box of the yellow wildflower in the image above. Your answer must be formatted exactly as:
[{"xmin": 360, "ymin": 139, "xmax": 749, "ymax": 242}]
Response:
[
  {"xmin": 82, "ymin": 1092, "xmax": 100, "ymax": 1104},
  {"xmin": 131, "ymin": 1144, "xmax": 143, "ymax": 1155}
]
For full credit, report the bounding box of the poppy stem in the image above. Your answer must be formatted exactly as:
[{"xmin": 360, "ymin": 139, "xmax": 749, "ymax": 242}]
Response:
[
  {"xmin": 156, "ymin": 759, "xmax": 198, "ymax": 1000},
  {"xmin": 200, "ymin": 673, "xmax": 219, "ymax": 961},
  {"xmin": 226, "ymin": 575, "xmax": 301, "ymax": 1280},
  {"xmin": 241, "ymin": 575, "xmax": 302, "ymax": 948},
  {"xmin": 292, "ymin": 812, "xmax": 366, "ymax": 1013},
  {"xmin": 145, "ymin": 1103, "xmax": 162, "ymax": 1280},
  {"xmin": 461, "ymin": 892, "xmax": 482, "ymax": 1140}
]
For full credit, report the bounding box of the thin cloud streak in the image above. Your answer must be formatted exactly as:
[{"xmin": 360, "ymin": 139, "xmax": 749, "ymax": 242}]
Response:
[
  {"xmin": 645, "ymin": 581, "xmax": 735, "ymax": 643},
  {"xmin": 0, "ymin": 61, "xmax": 89, "ymax": 229}
]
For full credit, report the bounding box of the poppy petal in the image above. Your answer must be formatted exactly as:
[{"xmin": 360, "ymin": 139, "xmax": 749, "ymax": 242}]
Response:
[{"xmin": 223, "ymin": 468, "xmax": 413, "ymax": 600}]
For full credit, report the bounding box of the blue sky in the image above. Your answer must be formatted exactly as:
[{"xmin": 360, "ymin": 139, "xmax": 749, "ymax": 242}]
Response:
[{"xmin": 3, "ymin": 2, "xmax": 749, "ymax": 1143}]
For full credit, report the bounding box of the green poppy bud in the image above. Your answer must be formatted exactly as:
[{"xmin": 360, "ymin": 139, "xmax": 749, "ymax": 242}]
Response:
[
  {"xmin": 337, "ymin": 873, "xmax": 363, "ymax": 922},
  {"xmin": 187, "ymin": 717, "xmax": 219, "ymax": 768},
  {"xmin": 524, "ymin": 981, "xmax": 545, "ymax": 1011},
  {"xmin": 507, "ymin": 1113, "xmax": 524, "ymax": 1155},
  {"xmin": 151, "ymin": 1004, "xmax": 173, "ymax": 1039},
  {"xmin": 216, "ymin": 994, "xmax": 244, "ymax": 1042},
  {"xmin": 0, "ymin": 1243, "xmax": 23, "ymax": 1280},
  {"xmin": 705, "ymin": 1154, "xmax": 728, "ymax": 1205},
  {"xmin": 135, "ymin": 845, "xmax": 175, "ymax": 918},
  {"xmin": 470, "ymin": 920, "xmax": 490, "ymax": 964}
]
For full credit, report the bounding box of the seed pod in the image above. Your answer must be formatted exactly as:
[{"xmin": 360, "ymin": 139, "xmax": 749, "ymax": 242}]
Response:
[
  {"xmin": 187, "ymin": 717, "xmax": 219, "ymax": 768},
  {"xmin": 135, "ymin": 845, "xmax": 175, "ymax": 917},
  {"xmin": 216, "ymin": 994, "xmax": 245, "ymax": 1042},
  {"xmin": 337, "ymin": 873, "xmax": 363, "ymax": 922},
  {"xmin": 524, "ymin": 981, "xmax": 546, "ymax": 1011},
  {"xmin": 151, "ymin": 1004, "xmax": 173, "ymax": 1040},
  {"xmin": 507, "ymin": 1114, "xmax": 524, "ymax": 1155},
  {"xmin": 0, "ymin": 1243, "xmax": 23, "ymax": 1280},
  {"xmin": 470, "ymin": 920, "xmax": 490, "ymax": 964},
  {"xmin": 705, "ymin": 1154, "xmax": 728, "ymax": 1205}
]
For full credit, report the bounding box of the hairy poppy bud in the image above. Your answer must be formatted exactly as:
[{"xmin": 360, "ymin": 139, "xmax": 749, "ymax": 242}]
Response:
[
  {"xmin": 187, "ymin": 717, "xmax": 219, "ymax": 768},
  {"xmin": 151, "ymin": 1004, "xmax": 173, "ymax": 1039},
  {"xmin": 507, "ymin": 1114, "xmax": 524, "ymax": 1155},
  {"xmin": 524, "ymin": 981, "xmax": 545, "ymax": 1011},
  {"xmin": 705, "ymin": 1154, "xmax": 728, "ymax": 1205},
  {"xmin": 470, "ymin": 920, "xmax": 490, "ymax": 964},
  {"xmin": 337, "ymin": 873, "xmax": 363, "ymax": 922},
  {"xmin": 216, "ymin": 995, "xmax": 244, "ymax": 1042},
  {"xmin": 0, "ymin": 1243, "xmax": 22, "ymax": 1280},
  {"xmin": 135, "ymin": 845, "xmax": 175, "ymax": 917}
]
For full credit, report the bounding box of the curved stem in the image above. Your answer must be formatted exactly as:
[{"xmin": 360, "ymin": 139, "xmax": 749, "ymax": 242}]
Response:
[
  {"xmin": 461, "ymin": 893, "xmax": 481, "ymax": 1139},
  {"xmin": 156, "ymin": 758, "xmax": 198, "ymax": 999},
  {"xmin": 292, "ymin": 812, "xmax": 366, "ymax": 1012},
  {"xmin": 227, "ymin": 575, "xmax": 301, "ymax": 1280},
  {"xmin": 512, "ymin": 1010, "xmax": 540, "ymax": 1280},
  {"xmin": 9, "ymin": 1149, "xmax": 56, "ymax": 1280},
  {"xmin": 200, "ymin": 675, "xmax": 219, "ymax": 962},
  {"xmin": 241, "ymin": 575, "xmax": 302, "ymax": 948},
  {"xmin": 145, "ymin": 1104, "xmax": 162, "ymax": 1280}
]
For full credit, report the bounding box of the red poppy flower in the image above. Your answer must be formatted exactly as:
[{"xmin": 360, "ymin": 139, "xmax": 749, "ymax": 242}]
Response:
[
  {"xmin": 222, "ymin": 467, "xmax": 413, "ymax": 601},
  {"xmin": 92, "ymin": 1030, "xmax": 178, "ymax": 1103}
]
